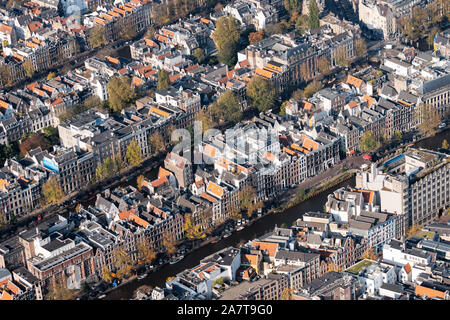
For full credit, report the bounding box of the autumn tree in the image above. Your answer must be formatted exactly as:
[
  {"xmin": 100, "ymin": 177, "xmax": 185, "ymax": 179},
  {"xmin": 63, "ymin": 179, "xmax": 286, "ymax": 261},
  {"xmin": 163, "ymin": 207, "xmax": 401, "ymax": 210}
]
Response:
[
  {"xmin": 393, "ymin": 130, "xmax": 402, "ymax": 143},
  {"xmin": 246, "ymin": 77, "xmax": 276, "ymax": 112},
  {"xmin": 22, "ymin": 59, "xmax": 34, "ymax": 79},
  {"xmin": 102, "ymin": 265, "xmax": 114, "ymax": 282},
  {"xmin": 284, "ymin": 0, "xmax": 302, "ymax": 17},
  {"xmin": 318, "ymin": 56, "xmax": 330, "ymax": 76},
  {"xmin": 0, "ymin": 64, "xmax": 13, "ymax": 87},
  {"xmin": 42, "ymin": 176, "xmax": 65, "ymax": 205},
  {"xmin": 295, "ymin": 14, "xmax": 309, "ymax": 35},
  {"xmin": 157, "ymin": 69, "xmax": 171, "ymax": 91},
  {"xmin": 210, "ymin": 90, "xmax": 243, "ymax": 124},
  {"xmin": 361, "ymin": 247, "xmax": 378, "ymax": 260},
  {"xmin": 308, "ymin": 0, "xmax": 320, "ymax": 30},
  {"xmin": 19, "ymin": 133, "xmax": 50, "ymax": 156},
  {"xmin": 162, "ymin": 231, "xmax": 178, "ymax": 256},
  {"xmin": 248, "ymin": 30, "xmax": 264, "ymax": 45},
  {"xmin": 126, "ymin": 140, "xmax": 142, "ymax": 166},
  {"xmin": 47, "ymin": 72, "xmax": 57, "ymax": 80},
  {"xmin": 119, "ymin": 20, "xmax": 137, "ymax": 40},
  {"xmin": 145, "ymin": 24, "xmax": 157, "ymax": 39},
  {"xmin": 137, "ymin": 175, "xmax": 145, "ymax": 191},
  {"xmin": 113, "ymin": 248, "xmax": 135, "ymax": 279},
  {"xmin": 195, "ymin": 108, "xmax": 215, "ymax": 133},
  {"xmin": 354, "ymin": 38, "xmax": 367, "ymax": 57},
  {"xmin": 193, "ymin": 48, "xmax": 205, "ymax": 64},
  {"xmin": 442, "ymin": 139, "xmax": 449, "ymax": 150},
  {"xmin": 417, "ymin": 103, "xmax": 441, "ymax": 136},
  {"xmin": 359, "ymin": 130, "xmax": 380, "ymax": 153},
  {"xmin": 88, "ymin": 24, "xmax": 107, "ymax": 48},
  {"xmin": 184, "ymin": 213, "xmax": 206, "ymax": 240},
  {"xmin": 407, "ymin": 225, "xmax": 422, "ymax": 238},
  {"xmin": 46, "ymin": 277, "xmax": 76, "ymax": 300},
  {"xmin": 303, "ymin": 80, "xmax": 322, "ymax": 98},
  {"xmin": 136, "ymin": 239, "xmax": 157, "ymax": 265},
  {"xmin": 106, "ymin": 76, "xmax": 136, "ymax": 113},
  {"xmin": 280, "ymin": 287, "xmax": 294, "ymax": 300},
  {"xmin": 335, "ymin": 46, "xmax": 351, "ymax": 68},
  {"xmin": 149, "ymin": 132, "xmax": 165, "ymax": 153},
  {"xmin": 228, "ymin": 204, "xmax": 242, "ymax": 221},
  {"xmin": 238, "ymin": 186, "xmax": 261, "ymax": 218},
  {"xmin": 211, "ymin": 16, "xmax": 241, "ymax": 66}
]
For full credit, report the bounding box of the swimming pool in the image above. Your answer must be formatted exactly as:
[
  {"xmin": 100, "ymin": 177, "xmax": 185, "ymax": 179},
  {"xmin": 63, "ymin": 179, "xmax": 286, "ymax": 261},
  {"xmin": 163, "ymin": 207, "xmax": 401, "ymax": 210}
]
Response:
[{"xmin": 384, "ymin": 154, "xmax": 405, "ymax": 166}]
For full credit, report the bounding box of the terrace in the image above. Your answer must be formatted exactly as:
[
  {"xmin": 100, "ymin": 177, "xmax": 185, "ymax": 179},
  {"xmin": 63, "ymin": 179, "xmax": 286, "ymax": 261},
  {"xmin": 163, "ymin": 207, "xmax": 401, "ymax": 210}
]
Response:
[{"xmin": 345, "ymin": 259, "xmax": 377, "ymax": 275}]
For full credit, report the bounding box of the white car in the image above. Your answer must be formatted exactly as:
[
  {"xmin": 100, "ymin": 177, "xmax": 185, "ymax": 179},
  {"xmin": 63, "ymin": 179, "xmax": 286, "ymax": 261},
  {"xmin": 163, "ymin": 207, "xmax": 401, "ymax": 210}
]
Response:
[{"xmin": 439, "ymin": 122, "xmax": 446, "ymax": 129}]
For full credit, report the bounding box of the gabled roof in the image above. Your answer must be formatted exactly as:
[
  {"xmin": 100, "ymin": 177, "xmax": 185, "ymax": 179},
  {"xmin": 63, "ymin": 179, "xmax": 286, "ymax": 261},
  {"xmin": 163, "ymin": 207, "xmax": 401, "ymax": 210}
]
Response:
[{"xmin": 347, "ymin": 75, "xmax": 363, "ymax": 88}]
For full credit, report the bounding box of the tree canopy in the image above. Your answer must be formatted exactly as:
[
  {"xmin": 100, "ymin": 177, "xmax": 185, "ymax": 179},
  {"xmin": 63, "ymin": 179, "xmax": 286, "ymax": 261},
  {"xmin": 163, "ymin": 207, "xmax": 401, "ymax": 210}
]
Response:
[
  {"xmin": 211, "ymin": 16, "xmax": 241, "ymax": 66},
  {"xmin": 210, "ymin": 90, "xmax": 243, "ymax": 124},
  {"xmin": 42, "ymin": 176, "xmax": 65, "ymax": 205},
  {"xmin": 126, "ymin": 140, "xmax": 142, "ymax": 166},
  {"xmin": 106, "ymin": 76, "xmax": 136, "ymax": 113},
  {"xmin": 157, "ymin": 69, "xmax": 171, "ymax": 91},
  {"xmin": 359, "ymin": 130, "xmax": 380, "ymax": 153},
  {"xmin": 308, "ymin": 0, "xmax": 320, "ymax": 30},
  {"xmin": 246, "ymin": 77, "xmax": 277, "ymax": 112}
]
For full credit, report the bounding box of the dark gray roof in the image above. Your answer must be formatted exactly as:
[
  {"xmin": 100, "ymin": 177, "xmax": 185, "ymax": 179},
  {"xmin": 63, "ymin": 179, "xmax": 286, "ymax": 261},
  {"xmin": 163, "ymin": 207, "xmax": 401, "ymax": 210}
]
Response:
[
  {"xmin": 419, "ymin": 74, "xmax": 450, "ymax": 95},
  {"xmin": 275, "ymin": 250, "xmax": 319, "ymax": 263}
]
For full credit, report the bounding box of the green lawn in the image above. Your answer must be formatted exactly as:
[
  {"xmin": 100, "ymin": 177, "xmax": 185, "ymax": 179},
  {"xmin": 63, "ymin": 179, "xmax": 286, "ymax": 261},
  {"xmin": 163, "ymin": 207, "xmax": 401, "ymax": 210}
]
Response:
[{"xmin": 346, "ymin": 259, "xmax": 376, "ymax": 275}]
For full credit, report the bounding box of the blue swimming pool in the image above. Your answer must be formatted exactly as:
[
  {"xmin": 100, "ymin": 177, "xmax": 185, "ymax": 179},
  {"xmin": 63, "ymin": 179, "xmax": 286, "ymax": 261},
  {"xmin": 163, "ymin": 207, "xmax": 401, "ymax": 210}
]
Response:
[{"xmin": 384, "ymin": 154, "xmax": 405, "ymax": 166}]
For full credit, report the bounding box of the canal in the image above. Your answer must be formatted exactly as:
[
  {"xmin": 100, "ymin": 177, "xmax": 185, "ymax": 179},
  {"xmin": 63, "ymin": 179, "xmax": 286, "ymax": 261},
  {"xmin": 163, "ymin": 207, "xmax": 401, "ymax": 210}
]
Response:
[
  {"xmin": 104, "ymin": 177, "xmax": 355, "ymax": 300},
  {"xmin": 103, "ymin": 128, "xmax": 449, "ymax": 300}
]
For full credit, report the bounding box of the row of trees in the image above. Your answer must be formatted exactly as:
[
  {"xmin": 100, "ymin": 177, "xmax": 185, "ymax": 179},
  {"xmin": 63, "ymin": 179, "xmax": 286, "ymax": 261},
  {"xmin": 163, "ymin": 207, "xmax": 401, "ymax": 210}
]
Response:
[
  {"xmin": 358, "ymin": 103, "xmax": 444, "ymax": 153},
  {"xmin": 95, "ymin": 141, "xmax": 143, "ymax": 182}
]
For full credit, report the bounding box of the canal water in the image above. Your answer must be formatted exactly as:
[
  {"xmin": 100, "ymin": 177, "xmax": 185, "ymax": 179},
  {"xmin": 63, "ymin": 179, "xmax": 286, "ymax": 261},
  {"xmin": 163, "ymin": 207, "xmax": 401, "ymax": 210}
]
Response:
[
  {"xmin": 104, "ymin": 177, "xmax": 355, "ymax": 300},
  {"xmin": 103, "ymin": 128, "xmax": 449, "ymax": 300}
]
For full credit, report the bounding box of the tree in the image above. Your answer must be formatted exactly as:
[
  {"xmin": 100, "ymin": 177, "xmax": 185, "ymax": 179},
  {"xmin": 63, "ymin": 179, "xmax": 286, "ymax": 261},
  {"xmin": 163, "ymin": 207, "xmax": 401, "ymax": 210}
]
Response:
[
  {"xmin": 335, "ymin": 46, "xmax": 351, "ymax": 68},
  {"xmin": 393, "ymin": 130, "xmax": 402, "ymax": 143},
  {"xmin": 284, "ymin": 0, "xmax": 302, "ymax": 17},
  {"xmin": 22, "ymin": 59, "xmax": 34, "ymax": 79},
  {"xmin": 145, "ymin": 24, "xmax": 157, "ymax": 39},
  {"xmin": 211, "ymin": 90, "xmax": 243, "ymax": 124},
  {"xmin": 136, "ymin": 239, "xmax": 157, "ymax": 265},
  {"xmin": 112, "ymin": 248, "xmax": 135, "ymax": 279},
  {"xmin": 157, "ymin": 69, "xmax": 171, "ymax": 91},
  {"xmin": 126, "ymin": 140, "xmax": 142, "ymax": 166},
  {"xmin": 308, "ymin": 0, "xmax": 320, "ymax": 30},
  {"xmin": 238, "ymin": 186, "xmax": 261, "ymax": 217},
  {"xmin": 42, "ymin": 176, "xmax": 65, "ymax": 205},
  {"xmin": 246, "ymin": 77, "xmax": 276, "ymax": 112},
  {"xmin": 102, "ymin": 265, "xmax": 114, "ymax": 283},
  {"xmin": 19, "ymin": 133, "xmax": 50, "ymax": 157},
  {"xmin": 88, "ymin": 24, "xmax": 107, "ymax": 48},
  {"xmin": 303, "ymin": 80, "xmax": 322, "ymax": 98},
  {"xmin": 248, "ymin": 31, "xmax": 264, "ymax": 45},
  {"xmin": 149, "ymin": 132, "xmax": 165, "ymax": 153},
  {"xmin": 184, "ymin": 213, "xmax": 206, "ymax": 240},
  {"xmin": 162, "ymin": 231, "xmax": 178, "ymax": 256},
  {"xmin": 119, "ymin": 21, "xmax": 137, "ymax": 40},
  {"xmin": 46, "ymin": 277, "xmax": 76, "ymax": 300},
  {"xmin": 280, "ymin": 287, "xmax": 294, "ymax": 300},
  {"xmin": 354, "ymin": 38, "xmax": 367, "ymax": 58},
  {"xmin": 106, "ymin": 76, "xmax": 136, "ymax": 113},
  {"xmin": 195, "ymin": 109, "xmax": 215, "ymax": 133},
  {"xmin": 0, "ymin": 64, "xmax": 13, "ymax": 87},
  {"xmin": 295, "ymin": 14, "xmax": 309, "ymax": 35},
  {"xmin": 228, "ymin": 204, "xmax": 242, "ymax": 221},
  {"xmin": 359, "ymin": 130, "xmax": 380, "ymax": 153},
  {"xmin": 318, "ymin": 56, "xmax": 330, "ymax": 76},
  {"xmin": 361, "ymin": 247, "xmax": 377, "ymax": 260},
  {"xmin": 137, "ymin": 175, "xmax": 145, "ymax": 191},
  {"xmin": 407, "ymin": 225, "xmax": 422, "ymax": 238},
  {"xmin": 211, "ymin": 16, "xmax": 241, "ymax": 66},
  {"xmin": 442, "ymin": 139, "xmax": 449, "ymax": 150},
  {"xmin": 47, "ymin": 72, "xmax": 57, "ymax": 80},
  {"xmin": 192, "ymin": 48, "xmax": 205, "ymax": 64},
  {"xmin": 417, "ymin": 103, "xmax": 441, "ymax": 136},
  {"xmin": 280, "ymin": 101, "xmax": 289, "ymax": 116}
]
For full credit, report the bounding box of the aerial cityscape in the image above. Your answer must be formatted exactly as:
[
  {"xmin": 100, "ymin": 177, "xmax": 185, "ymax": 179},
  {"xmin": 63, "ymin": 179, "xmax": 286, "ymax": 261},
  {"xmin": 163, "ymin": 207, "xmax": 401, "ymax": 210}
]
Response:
[{"xmin": 0, "ymin": 0, "xmax": 449, "ymax": 303}]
